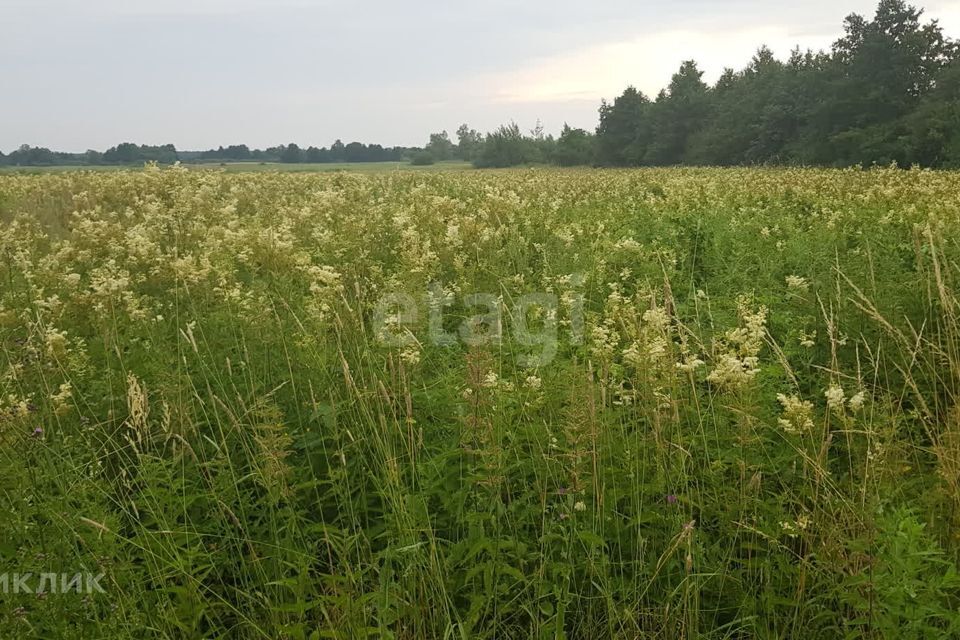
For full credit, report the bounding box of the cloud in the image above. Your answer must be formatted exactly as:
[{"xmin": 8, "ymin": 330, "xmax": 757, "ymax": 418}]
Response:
[
  {"xmin": 478, "ymin": 25, "xmax": 837, "ymax": 106},
  {"xmin": 3, "ymin": 0, "xmax": 323, "ymax": 18},
  {"xmin": 927, "ymin": 0, "xmax": 960, "ymax": 32}
]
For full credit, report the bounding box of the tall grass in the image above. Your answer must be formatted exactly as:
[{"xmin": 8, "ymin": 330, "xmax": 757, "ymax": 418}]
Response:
[{"xmin": 1, "ymin": 165, "xmax": 959, "ymax": 638}]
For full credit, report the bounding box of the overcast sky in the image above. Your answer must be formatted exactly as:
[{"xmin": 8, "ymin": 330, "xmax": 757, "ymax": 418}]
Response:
[{"xmin": 3, "ymin": 0, "xmax": 960, "ymax": 152}]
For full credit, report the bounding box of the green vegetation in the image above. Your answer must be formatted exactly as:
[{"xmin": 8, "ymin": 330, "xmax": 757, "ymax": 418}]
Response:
[
  {"xmin": 409, "ymin": 151, "xmax": 437, "ymax": 166},
  {"xmin": 3, "ymin": 166, "xmax": 960, "ymax": 638}
]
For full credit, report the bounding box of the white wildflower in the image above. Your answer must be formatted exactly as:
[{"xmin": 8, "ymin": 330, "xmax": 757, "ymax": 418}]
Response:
[
  {"xmin": 642, "ymin": 307, "xmax": 670, "ymax": 332},
  {"xmin": 400, "ymin": 345, "xmax": 421, "ymax": 366},
  {"xmin": 848, "ymin": 391, "xmax": 866, "ymax": 412},
  {"xmin": 676, "ymin": 355, "xmax": 706, "ymax": 373},
  {"xmin": 825, "ymin": 385, "xmax": 845, "ymax": 411},
  {"xmin": 777, "ymin": 393, "xmax": 815, "ymax": 433},
  {"xmin": 51, "ymin": 382, "xmax": 73, "ymax": 415},
  {"xmin": 785, "ymin": 275, "xmax": 809, "ymax": 292}
]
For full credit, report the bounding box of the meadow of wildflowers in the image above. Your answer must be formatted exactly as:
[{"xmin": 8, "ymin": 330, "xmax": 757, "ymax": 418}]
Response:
[{"xmin": 2, "ymin": 165, "xmax": 960, "ymax": 638}]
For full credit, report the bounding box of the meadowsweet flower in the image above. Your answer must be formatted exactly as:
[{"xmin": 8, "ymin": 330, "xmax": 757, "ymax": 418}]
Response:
[
  {"xmin": 848, "ymin": 391, "xmax": 866, "ymax": 412},
  {"xmin": 445, "ymin": 223, "xmax": 461, "ymax": 245},
  {"xmin": 400, "ymin": 345, "xmax": 421, "ymax": 366},
  {"xmin": 708, "ymin": 298, "xmax": 767, "ymax": 389},
  {"xmin": 589, "ymin": 321, "xmax": 620, "ymax": 361},
  {"xmin": 777, "ymin": 393, "xmax": 815, "ymax": 433},
  {"xmin": 51, "ymin": 382, "xmax": 73, "ymax": 416},
  {"xmin": 304, "ymin": 264, "xmax": 342, "ymax": 289},
  {"xmin": 45, "ymin": 328, "xmax": 69, "ymax": 358},
  {"xmin": 573, "ymin": 501, "xmax": 587, "ymax": 512},
  {"xmin": 615, "ymin": 238, "xmax": 642, "ymax": 251},
  {"xmin": 825, "ymin": 385, "xmax": 845, "ymax": 411},
  {"xmin": 642, "ymin": 307, "xmax": 670, "ymax": 332},
  {"xmin": 785, "ymin": 275, "xmax": 809, "ymax": 292},
  {"xmin": 524, "ymin": 375, "xmax": 542, "ymax": 390},
  {"xmin": 676, "ymin": 355, "xmax": 705, "ymax": 373},
  {"xmin": 708, "ymin": 354, "xmax": 760, "ymax": 388}
]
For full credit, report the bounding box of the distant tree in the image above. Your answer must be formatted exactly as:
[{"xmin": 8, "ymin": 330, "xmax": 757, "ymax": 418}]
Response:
[
  {"xmin": 102, "ymin": 143, "xmax": 177, "ymax": 165},
  {"xmin": 154, "ymin": 144, "xmax": 179, "ymax": 164},
  {"xmin": 103, "ymin": 142, "xmax": 141, "ymax": 164},
  {"xmin": 474, "ymin": 122, "xmax": 542, "ymax": 168},
  {"xmin": 644, "ymin": 60, "xmax": 710, "ymax": 165},
  {"xmin": 329, "ymin": 139, "xmax": 346, "ymax": 162},
  {"xmin": 455, "ymin": 124, "xmax": 482, "ymax": 161},
  {"xmin": 555, "ymin": 124, "xmax": 595, "ymax": 166},
  {"xmin": 426, "ymin": 131, "xmax": 455, "ymax": 161},
  {"xmin": 12, "ymin": 145, "xmax": 59, "ymax": 165},
  {"xmin": 304, "ymin": 146, "xmax": 328, "ymax": 163},
  {"xmin": 410, "ymin": 150, "xmax": 435, "ymax": 166},
  {"xmin": 223, "ymin": 144, "xmax": 251, "ymax": 160},
  {"xmin": 596, "ymin": 86, "xmax": 651, "ymax": 166},
  {"xmin": 280, "ymin": 143, "xmax": 303, "ymax": 163},
  {"xmin": 343, "ymin": 142, "xmax": 368, "ymax": 162},
  {"xmin": 685, "ymin": 47, "xmax": 799, "ymax": 165},
  {"xmin": 529, "ymin": 120, "xmax": 557, "ymax": 163},
  {"xmin": 812, "ymin": 0, "xmax": 956, "ymax": 165},
  {"xmin": 83, "ymin": 149, "xmax": 104, "ymax": 165},
  {"xmin": 901, "ymin": 58, "xmax": 960, "ymax": 166},
  {"xmin": 590, "ymin": 1, "xmax": 960, "ymax": 169}
]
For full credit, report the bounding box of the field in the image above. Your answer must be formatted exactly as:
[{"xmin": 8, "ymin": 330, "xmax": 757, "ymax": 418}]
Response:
[{"xmin": 2, "ymin": 165, "xmax": 960, "ymax": 638}]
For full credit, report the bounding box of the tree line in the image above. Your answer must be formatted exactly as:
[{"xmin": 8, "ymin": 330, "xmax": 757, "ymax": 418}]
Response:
[
  {"xmin": 459, "ymin": 0, "xmax": 960, "ymax": 169},
  {"xmin": 0, "ymin": 141, "xmax": 417, "ymax": 167},
  {"xmin": 3, "ymin": 1, "xmax": 957, "ymax": 170},
  {"xmin": 592, "ymin": 0, "xmax": 960, "ymax": 168}
]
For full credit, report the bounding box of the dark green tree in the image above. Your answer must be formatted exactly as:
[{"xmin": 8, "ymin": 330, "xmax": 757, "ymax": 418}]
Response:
[
  {"xmin": 455, "ymin": 124, "xmax": 483, "ymax": 161},
  {"xmin": 426, "ymin": 131, "xmax": 455, "ymax": 161},
  {"xmin": 555, "ymin": 124, "xmax": 595, "ymax": 166},
  {"xmin": 644, "ymin": 61, "xmax": 710, "ymax": 165},
  {"xmin": 595, "ymin": 86, "xmax": 651, "ymax": 166},
  {"xmin": 474, "ymin": 123, "xmax": 542, "ymax": 168},
  {"xmin": 279, "ymin": 143, "xmax": 303, "ymax": 163}
]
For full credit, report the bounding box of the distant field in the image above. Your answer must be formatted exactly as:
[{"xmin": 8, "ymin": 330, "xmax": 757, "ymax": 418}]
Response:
[
  {"xmin": 0, "ymin": 160, "xmax": 473, "ymax": 173},
  {"xmin": 211, "ymin": 160, "xmax": 474, "ymax": 172}
]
